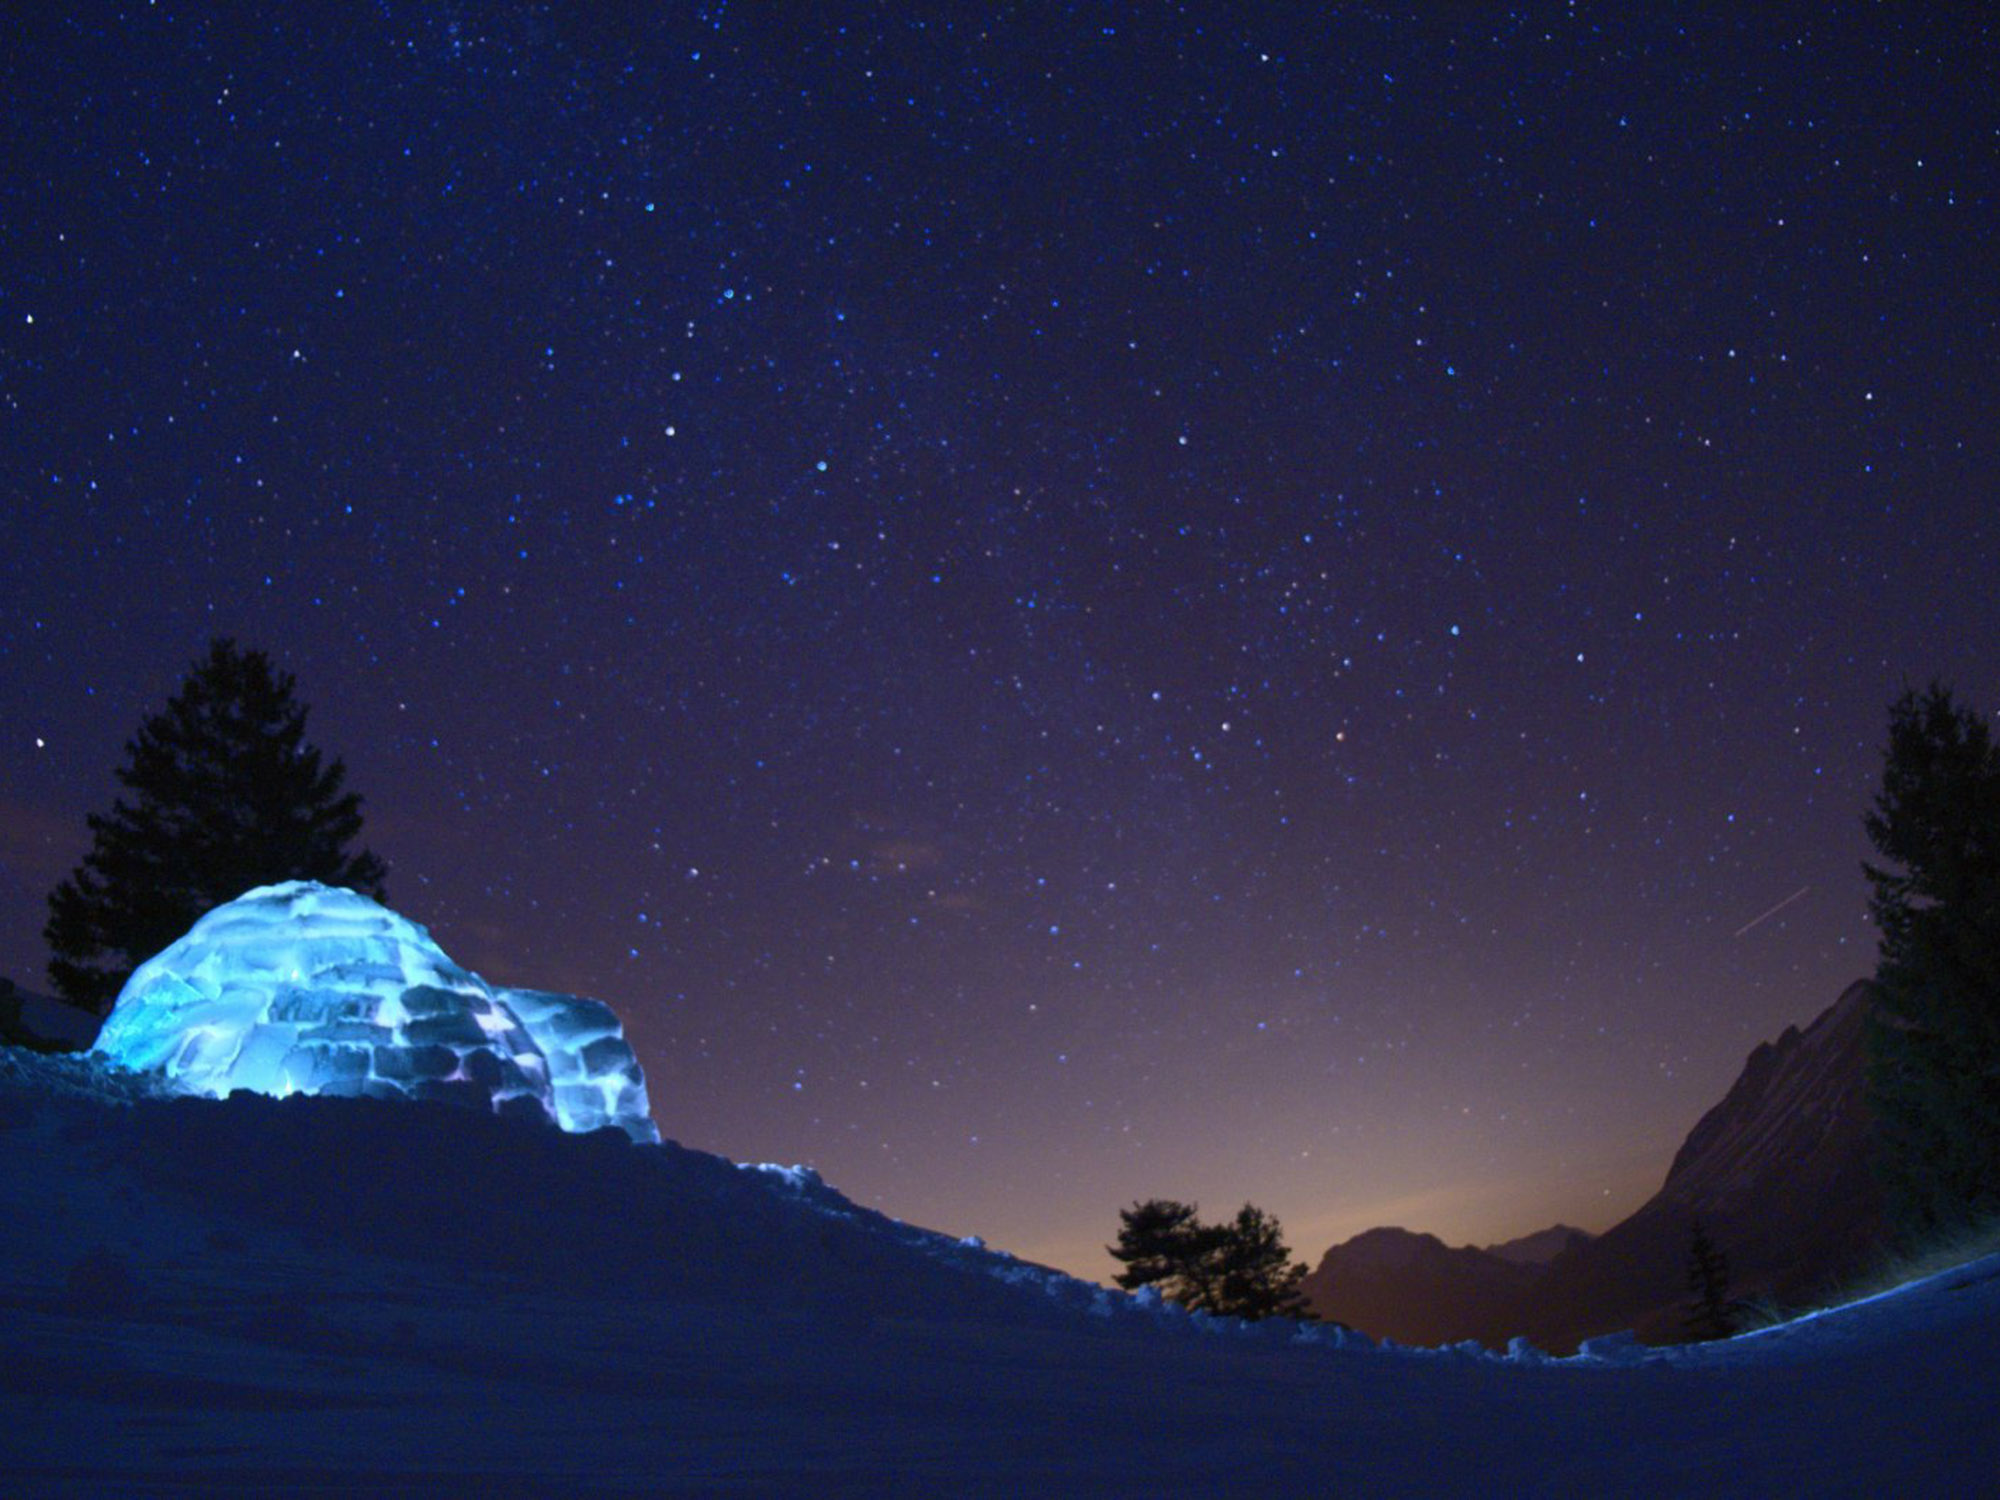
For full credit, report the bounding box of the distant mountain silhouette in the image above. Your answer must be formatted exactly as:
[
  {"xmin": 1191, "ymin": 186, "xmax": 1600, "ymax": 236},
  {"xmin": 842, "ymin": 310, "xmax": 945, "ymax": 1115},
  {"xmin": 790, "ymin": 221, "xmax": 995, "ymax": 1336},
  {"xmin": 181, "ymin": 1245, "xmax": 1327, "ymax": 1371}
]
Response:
[
  {"xmin": 1485, "ymin": 1224, "xmax": 1593, "ymax": 1267},
  {"xmin": 1298, "ymin": 1227, "xmax": 1553, "ymax": 1349},
  {"xmin": 1302, "ymin": 980, "xmax": 1884, "ymax": 1352}
]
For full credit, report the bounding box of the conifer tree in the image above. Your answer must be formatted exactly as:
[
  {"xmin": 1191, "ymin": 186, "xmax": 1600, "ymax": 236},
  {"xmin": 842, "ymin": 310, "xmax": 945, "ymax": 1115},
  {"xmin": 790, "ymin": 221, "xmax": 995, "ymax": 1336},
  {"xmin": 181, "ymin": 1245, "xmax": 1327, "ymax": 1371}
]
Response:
[
  {"xmin": 1861, "ymin": 684, "xmax": 2000, "ymax": 1239},
  {"xmin": 1110, "ymin": 1199, "xmax": 1225, "ymax": 1312},
  {"xmin": 1109, "ymin": 1198, "xmax": 1314, "ymax": 1321},
  {"xmin": 45, "ymin": 639, "xmax": 387, "ymax": 1013},
  {"xmin": 1683, "ymin": 1220, "xmax": 1736, "ymax": 1341},
  {"xmin": 1212, "ymin": 1203, "xmax": 1316, "ymax": 1321}
]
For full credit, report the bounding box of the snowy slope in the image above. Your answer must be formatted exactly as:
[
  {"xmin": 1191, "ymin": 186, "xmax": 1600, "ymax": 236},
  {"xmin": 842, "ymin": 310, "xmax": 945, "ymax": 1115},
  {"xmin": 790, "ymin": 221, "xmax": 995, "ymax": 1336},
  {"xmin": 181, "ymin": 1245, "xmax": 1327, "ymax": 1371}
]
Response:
[
  {"xmin": 0, "ymin": 978, "xmax": 96, "ymax": 1052},
  {"xmin": 2, "ymin": 1049, "xmax": 1995, "ymax": 1494}
]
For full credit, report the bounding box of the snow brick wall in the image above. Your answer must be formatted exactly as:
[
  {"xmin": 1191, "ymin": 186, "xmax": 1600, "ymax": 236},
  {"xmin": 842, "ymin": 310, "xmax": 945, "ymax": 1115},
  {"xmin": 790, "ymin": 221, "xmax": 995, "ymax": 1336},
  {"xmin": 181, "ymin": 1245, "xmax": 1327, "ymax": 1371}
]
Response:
[{"xmin": 91, "ymin": 881, "xmax": 660, "ymax": 1143}]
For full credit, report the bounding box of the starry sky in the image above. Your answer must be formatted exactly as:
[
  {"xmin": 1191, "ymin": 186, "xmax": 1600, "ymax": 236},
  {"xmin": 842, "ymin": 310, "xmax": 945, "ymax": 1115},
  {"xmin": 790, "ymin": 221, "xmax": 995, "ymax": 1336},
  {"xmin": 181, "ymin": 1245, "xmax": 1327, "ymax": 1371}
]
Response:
[{"xmin": 3, "ymin": 5, "xmax": 1995, "ymax": 1282}]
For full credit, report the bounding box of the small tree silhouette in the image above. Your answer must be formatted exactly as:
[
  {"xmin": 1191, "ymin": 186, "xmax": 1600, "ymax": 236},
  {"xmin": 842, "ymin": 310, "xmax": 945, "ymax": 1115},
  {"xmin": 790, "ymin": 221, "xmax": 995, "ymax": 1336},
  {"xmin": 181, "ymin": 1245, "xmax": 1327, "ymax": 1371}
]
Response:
[
  {"xmin": 1110, "ymin": 1198, "xmax": 1315, "ymax": 1321},
  {"xmin": 1684, "ymin": 1220, "xmax": 1737, "ymax": 1341}
]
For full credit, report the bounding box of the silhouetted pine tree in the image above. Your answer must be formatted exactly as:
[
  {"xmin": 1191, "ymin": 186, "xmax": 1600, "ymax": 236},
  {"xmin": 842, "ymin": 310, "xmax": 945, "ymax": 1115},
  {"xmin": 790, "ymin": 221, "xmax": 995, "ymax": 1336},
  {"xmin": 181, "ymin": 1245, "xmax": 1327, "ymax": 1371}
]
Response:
[
  {"xmin": 45, "ymin": 639, "xmax": 387, "ymax": 1013},
  {"xmin": 1212, "ymin": 1203, "xmax": 1316, "ymax": 1321},
  {"xmin": 1109, "ymin": 1198, "xmax": 1314, "ymax": 1321},
  {"xmin": 1861, "ymin": 684, "xmax": 2000, "ymax": 1240},
  {"xmin": 1683, "ymin": 1220, "xmax": 1736, "ymax": 1341},
  {"xmin": 1110, "ymin": 1199, "xmax": 1225, "ymax": 1312}
]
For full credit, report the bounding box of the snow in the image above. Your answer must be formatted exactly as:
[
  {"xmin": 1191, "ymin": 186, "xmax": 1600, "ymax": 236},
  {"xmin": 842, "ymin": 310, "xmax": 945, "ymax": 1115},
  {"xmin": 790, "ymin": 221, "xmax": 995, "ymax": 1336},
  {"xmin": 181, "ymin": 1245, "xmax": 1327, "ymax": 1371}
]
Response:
[
  {"xmin": 1, "ymin": 1048, "xmax": 1996, "ymax": 1490},
  {"xmin": 91, "ymin": 881, "xmax": 658, "ymax": 1143},
  {"xmin": 0, "ymin": 986, "xmax": 98, "ymax": 1051}
]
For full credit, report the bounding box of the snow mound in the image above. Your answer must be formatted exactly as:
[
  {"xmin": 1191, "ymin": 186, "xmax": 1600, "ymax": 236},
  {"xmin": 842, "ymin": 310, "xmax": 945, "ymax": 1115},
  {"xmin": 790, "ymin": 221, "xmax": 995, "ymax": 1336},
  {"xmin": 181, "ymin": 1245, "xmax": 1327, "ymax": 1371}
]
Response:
[
  {"xmin": 5, "ymin": 1047, "xmax": 2000, "ymax": 1491},
  {"xmin": 89, "ymin": 881, "xmax": 658, "ymax": 1142}
]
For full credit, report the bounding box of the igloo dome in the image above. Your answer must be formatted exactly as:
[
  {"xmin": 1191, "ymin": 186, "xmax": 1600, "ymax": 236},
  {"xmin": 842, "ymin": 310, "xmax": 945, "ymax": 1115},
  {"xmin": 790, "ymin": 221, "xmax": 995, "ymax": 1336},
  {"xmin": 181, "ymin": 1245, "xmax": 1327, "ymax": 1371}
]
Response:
[{"xmin": 91, "ymin": 881, "xmax": 659, "ymax": 1143}]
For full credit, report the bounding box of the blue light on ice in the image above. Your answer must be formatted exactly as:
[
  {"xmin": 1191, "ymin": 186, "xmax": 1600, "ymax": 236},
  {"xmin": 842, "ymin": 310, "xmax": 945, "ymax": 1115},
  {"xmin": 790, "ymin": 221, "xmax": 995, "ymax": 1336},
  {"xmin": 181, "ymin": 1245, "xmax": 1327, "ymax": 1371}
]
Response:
[{"xmin": 92, "ymin": 882, "xmax": 659, "ymax": 1143}]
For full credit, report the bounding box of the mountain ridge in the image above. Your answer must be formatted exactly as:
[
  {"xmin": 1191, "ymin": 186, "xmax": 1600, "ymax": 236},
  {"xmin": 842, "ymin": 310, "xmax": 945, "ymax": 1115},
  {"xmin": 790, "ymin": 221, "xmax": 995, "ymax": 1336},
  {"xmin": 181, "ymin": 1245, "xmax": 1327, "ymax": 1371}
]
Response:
[
  {"xmin": 1303, "ymin": 979, "xmax": 1883, "ymax": 1350},
  {"xmin": 1485, "ymin": 1224, "xmax": 1593, "ymax": 1266}
]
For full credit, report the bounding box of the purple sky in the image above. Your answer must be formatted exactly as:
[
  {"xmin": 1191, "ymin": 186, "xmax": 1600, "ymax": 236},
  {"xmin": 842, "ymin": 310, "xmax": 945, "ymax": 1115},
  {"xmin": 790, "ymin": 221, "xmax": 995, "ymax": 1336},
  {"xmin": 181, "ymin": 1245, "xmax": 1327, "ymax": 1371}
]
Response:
[{"xmin": 3, "ymin": 6, "xmax": 1994, "ymax": 1280}]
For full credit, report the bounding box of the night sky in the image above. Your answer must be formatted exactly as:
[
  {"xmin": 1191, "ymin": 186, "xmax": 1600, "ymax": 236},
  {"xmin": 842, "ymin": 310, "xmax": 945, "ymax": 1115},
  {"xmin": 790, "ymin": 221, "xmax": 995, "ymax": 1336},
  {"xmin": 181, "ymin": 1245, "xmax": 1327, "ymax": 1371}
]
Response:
[{"xmin": 4, "ymin": 6, "xmax": 1995, "ymax": 1282}]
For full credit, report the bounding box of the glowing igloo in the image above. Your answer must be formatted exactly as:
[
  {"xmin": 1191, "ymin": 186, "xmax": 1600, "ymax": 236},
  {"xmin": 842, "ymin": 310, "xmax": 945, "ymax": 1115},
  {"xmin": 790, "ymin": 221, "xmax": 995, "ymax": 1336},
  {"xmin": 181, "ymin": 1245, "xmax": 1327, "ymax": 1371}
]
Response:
[{"xmin": 91, "ymin": 881, "xmax": 659, "ymax": 1143}]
